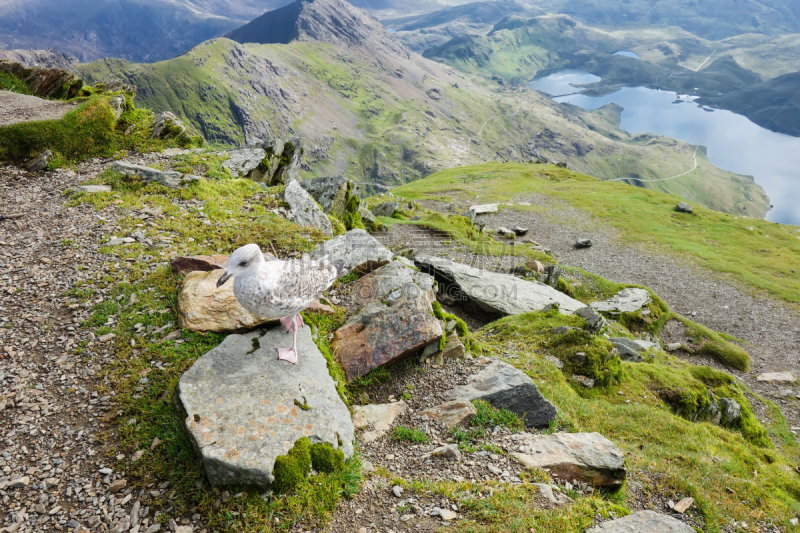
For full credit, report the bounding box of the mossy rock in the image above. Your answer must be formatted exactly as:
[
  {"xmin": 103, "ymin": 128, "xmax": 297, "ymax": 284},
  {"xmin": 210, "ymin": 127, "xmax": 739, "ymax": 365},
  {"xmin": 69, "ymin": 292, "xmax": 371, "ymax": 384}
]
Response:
[
  {"xmin": 310, "ymin": 442, "xmax": 345, "ymax": 474},
  {"xmin": 271, "ymin": 437, "xmax": 312, "ymax": 494}
]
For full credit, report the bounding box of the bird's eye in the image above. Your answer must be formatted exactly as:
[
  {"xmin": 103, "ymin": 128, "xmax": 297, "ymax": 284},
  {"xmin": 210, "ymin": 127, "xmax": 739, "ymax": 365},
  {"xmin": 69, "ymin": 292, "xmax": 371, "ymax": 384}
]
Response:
[{"xmin": 239, "ymin": 261, "xmax": 248, "ymax": 267}]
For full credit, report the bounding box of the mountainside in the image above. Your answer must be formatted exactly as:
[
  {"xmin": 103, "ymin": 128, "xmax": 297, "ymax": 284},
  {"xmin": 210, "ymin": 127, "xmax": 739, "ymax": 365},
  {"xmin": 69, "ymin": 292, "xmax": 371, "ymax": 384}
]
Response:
[
  {"xmin": 77, "ymin": 0, "xmax": 768, "ymax": 217},
  {"xmin": 702, "ymin": 70, "xmax": 800, "ymax": 137}
]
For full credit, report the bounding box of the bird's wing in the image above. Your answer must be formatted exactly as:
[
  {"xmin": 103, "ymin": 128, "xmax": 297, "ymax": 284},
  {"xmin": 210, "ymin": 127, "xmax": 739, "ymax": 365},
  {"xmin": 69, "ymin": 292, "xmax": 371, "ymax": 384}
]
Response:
[{"xmin": 271, "ymin": 259, "xmax": 339, "ymax": 304}]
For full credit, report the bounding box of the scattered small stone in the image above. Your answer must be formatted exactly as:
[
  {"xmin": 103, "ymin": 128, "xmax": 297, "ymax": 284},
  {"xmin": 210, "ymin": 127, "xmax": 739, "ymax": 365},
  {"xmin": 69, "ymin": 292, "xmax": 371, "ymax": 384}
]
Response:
[
  {"xmin": 392, "ymin": 485, "xmax": 404, "ymax": 498},
  {"xmin": 673, "ymin": 496, "xmax": 694, "ymax": 513}
]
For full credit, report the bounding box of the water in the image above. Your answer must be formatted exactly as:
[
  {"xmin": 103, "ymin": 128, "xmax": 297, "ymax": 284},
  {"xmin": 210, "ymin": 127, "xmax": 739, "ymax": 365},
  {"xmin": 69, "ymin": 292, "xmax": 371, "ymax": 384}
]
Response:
[
  {"xmin": 529, "ymin": 69, "xmax": 800, "ymax": 225},
  {"xmin": 614, "ymin": 51, "xmax": 640, "ymax": 58}
]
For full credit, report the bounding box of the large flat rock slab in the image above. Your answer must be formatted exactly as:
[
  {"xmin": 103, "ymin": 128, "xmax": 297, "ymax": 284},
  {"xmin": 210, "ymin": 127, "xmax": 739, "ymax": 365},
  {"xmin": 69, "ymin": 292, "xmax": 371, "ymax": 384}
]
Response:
[
  {"xmin": 334, "ymin": 280, "xmax": 442, "ymax": 381},
  {"xmin": 415, "ymin": 255, "xmax": 584, "ymax": 319},
  {"xmin": 311, "ymin": 229, "xmax": 394, "ymax": 274},
  {"xmin": 587, "ymin": 510, "xmax": 694, "ymax": 532},
  {"xmin": 179, "ymin": 326, "xmax": 353, "ymax": 488},
  {"xmin": 445, "ymin": 360, "xmax": 557, "ymax": 428},
  {"xmin": 511, "ymin": 432, "xmax": 626, "ymax": 486}
]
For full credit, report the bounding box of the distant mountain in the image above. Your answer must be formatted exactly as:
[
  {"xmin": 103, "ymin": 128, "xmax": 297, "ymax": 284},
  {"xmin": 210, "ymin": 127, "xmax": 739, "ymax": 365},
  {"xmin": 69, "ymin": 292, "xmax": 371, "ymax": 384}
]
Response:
[
  {"xmin": 76, "ymin": 0, "xmax": 768, "ymax": 217},
  {"xmin": 0, "ymin": 0, "xmax": 284, "ymax": 62}
]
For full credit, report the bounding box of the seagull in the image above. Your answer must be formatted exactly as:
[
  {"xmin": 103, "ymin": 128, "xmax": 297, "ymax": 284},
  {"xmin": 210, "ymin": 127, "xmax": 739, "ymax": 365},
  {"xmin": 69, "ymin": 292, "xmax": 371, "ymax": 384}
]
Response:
[{"xmin": 217, "ymin": 244, "xmax": 347, "ymax": 364}]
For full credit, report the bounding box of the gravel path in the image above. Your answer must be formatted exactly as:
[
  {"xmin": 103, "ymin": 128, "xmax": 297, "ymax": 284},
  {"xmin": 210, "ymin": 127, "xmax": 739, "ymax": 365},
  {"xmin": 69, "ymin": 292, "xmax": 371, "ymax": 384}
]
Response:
[
  {"xmin": 380, "ymin": 196, "xmax": 800, "ymax": 430},
  {"xmin": 0, "ymin": 156, "xmax": 202, "ymax": 533},
  {"xmin": 0, "ymin": 91, "xmax": 79, "ymax": 127}
]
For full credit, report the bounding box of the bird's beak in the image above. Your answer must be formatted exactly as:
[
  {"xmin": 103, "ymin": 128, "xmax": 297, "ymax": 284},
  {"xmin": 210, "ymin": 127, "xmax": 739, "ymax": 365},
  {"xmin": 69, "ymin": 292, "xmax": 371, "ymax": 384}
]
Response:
[{"xmin": 217, "ymin": 271, "xmax": 232, "ymax": 288}]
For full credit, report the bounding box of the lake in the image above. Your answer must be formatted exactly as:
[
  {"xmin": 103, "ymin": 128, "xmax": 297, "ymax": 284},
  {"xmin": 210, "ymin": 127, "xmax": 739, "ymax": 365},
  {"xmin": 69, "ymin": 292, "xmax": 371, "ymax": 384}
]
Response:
[{"xmin": 529, "ymin": 69, "xmax": 800, "ymax": 226}]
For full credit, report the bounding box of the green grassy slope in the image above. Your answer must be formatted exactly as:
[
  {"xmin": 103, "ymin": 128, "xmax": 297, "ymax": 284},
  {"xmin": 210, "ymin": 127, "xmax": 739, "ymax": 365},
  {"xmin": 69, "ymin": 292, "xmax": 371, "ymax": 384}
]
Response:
[
  {"xmin": 390, "ymin": 162, "xmax": 800, "ymax": 304},
  {"xmin": 77, "ymin": 33, "xmax": 769, "ymax": 218}
]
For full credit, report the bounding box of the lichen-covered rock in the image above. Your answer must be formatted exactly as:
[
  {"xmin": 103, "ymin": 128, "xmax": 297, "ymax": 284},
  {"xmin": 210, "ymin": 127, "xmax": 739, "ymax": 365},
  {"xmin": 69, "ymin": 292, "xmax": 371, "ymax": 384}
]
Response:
[
  {"xmin": 179, "ymin": 326, "xmax": 353, "ymax": 488},
  {"xmin": 257, "ymin": 138, "xmax": 302, "ymax": 185},
  {"xmin": 353, "ymin": 260, "xmax": 435, "ymax": 305},
  {"xmin": 284, "ymin": 180, "xmax": 333, "ymax": 235},
  {"xmin": 111, "ymin": 161, "xmax": 189, "ymax": 188},
  {"xmin": 177, "ymin": 269, "xmax": 280, "ymax": 332},
  {"xmin": 415, "ymin": 255, "xmax": 585, "ymax": 319},
  {"xmin": 511, "ymin": 432, "xmax": 626, "ymax": 486},
  {"xmin": 151, "ymin": 111, "xmax": 191, "ymax": 143},
  {"xmin": 591, "ymin": 288, "xmax": 651, "ymax": 314},
  {"xmin": 310, "ymin": 229, "xmax": 393, "ymax": 274},
  {"xmin": 587, "ymin": 511, "xmax": 694, "ymax": 532},
  {"xmin": 445, "ymin": 360, "xmax": 557, "ymax": 428},
  {"xmin": 334, "ymin": 280, "xmax": 443, "ymax": 380}
]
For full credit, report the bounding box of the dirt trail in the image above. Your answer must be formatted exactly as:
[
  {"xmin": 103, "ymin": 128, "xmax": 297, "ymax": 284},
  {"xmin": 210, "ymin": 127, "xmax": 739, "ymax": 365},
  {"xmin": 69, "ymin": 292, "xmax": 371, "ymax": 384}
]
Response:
[
  {"xmin": 383, "ymin": 197, "xmax": 800, "ymax": 431},
  {"xmin": 0, "ymin": 90, "xmax": 79, "ymax": 127}
]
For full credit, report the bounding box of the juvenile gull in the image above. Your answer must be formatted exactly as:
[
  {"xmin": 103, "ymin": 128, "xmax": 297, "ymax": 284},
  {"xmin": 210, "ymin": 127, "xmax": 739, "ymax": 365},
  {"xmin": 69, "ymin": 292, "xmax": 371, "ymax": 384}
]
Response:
[{"xmin": 217, "ymin": 244, "xmax": 347, "ymax": 364}]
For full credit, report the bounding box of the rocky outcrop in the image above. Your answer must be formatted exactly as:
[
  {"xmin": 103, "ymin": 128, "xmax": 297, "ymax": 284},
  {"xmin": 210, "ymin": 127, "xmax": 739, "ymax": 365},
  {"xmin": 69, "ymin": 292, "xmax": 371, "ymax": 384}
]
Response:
[
  {"xmin": 310, "ymin": 229, "xmax": 393, "ymax": 274},
  {"xmin": 511, "ymin": 432, "xmax": 626, "ymax": 486},
  {"xmin": 222, "ymin": 148, "xmax": 267, "ymax": 180},
  {"xmin": 445, "ymin": 360, "xmax": 557, "ymax": 428},
  {"xmin": 284, "ymin": 180, "xmax": 333, "ymax": 235},
  {"xmin": 415, "ymin": 255, "xmax": 585, "ymax": 319},
  {"xmin": 151, "ymin": 111, "xmax": 192, "ymax": 144},
  {"xmin": 0, "ymin": 61, "xmax": 80, "ymax": 99},
  {"xmin": 299, "ymin": 175, "xmax": 357, "ymax": 217},
  {"xmin": 179, "ymin": 325, "xmax": 353, "ymax": 488},
  {"xmin": 333, "ymin": 262, "xmax": 443, "ymax": 380},
  {"xmin": 587, "ymin": 511, "xmax": 694, "ymax": 532},
  {"xmin": 352, "ymin": 401, "xmax": 408, "ymax": 443},
  {"xmin": 591, "ymin": 288, "xmax": 651, "ymax": 314},
  {"xmin": 111, "ymin": 161, "xmax": 201, "ymax": 189},
  {"xmin": 0, "ymin": 49, "xmax": 78, "ymax": 71},
  {"xmin": 177, "ymin": 269, "xmax": 280, "ymax": 333}
]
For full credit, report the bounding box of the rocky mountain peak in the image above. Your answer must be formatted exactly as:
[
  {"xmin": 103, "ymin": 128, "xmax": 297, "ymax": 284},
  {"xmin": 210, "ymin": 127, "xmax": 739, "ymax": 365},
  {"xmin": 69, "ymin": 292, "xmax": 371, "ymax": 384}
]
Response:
[{"xmin": 225, "ymin": 0, "xmax": 410, "ymax": 58}]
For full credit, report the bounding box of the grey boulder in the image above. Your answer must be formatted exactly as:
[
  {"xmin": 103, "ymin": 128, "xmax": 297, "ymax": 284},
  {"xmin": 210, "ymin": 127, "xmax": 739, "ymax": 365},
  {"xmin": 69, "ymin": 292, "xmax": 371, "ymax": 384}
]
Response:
[
  {"xmin": 675, "ymin": 201, "xmax": 693, "ymax": 214},
  {"xmin": 222, "ymin": 148, "xmax": 267, "ymax": 180},
  {"xmin": 179, "ymin": 325, "xmax": 353, "ymax": 488},
  {"xmin": 415, "ymin": 255, "xmax": 585, "ymax": 319},
  {"xmin": 575, "ymin": 238, "xmax": 593, "ymax": 248},
  {"xmin": 300, "ymin": 175, "xmax": 358, "ymax": 217},
  {"xmin": 372, "ymin": 201, "xmax": 399, "ymax": 217},
  {"xmin": 284, "ymin": 180, "xmax": 333, "ymax": 235},
  {"xmin": 311, "ymin": 229, "xmax": 393, "ymax": 274},
  {"xmin": 445, "ymin": 360, "xmax": 557, "ymax": 428},
  {"xmin": 111, "ymin": 161, "xmax": 196, "ymax": 189},
  {"xmin": 511, "ymin": 432, "xmax": 626, "ymax": 486},
  {"xmin": 609, "ymin": 338, "xmax": 645, "ymax": 363},
  {"xmin": 591, "ymin": 288, "xmax": 651, "ymax": 314},
  {"xmin": 587, "ymin": 511, "xmax": 694, "ymax": 532},
  {"xmin": 718, "ymin": 398, "xmax": 741, "ymax": 427}
]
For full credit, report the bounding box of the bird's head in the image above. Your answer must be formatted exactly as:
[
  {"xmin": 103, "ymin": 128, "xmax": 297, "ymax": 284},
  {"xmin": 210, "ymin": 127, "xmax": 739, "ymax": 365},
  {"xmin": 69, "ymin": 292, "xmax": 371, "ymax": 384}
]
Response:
[{"xmin": 217, "ymin": 243, "xmax": 264, "ymax": 288}]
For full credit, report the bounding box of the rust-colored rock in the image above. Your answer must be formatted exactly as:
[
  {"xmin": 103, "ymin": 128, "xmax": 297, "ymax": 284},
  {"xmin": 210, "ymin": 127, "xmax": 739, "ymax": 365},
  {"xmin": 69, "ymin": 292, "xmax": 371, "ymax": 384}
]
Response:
[{"xmin": 334, "ymin": 283, "xmax": 442, "ymax": 381}]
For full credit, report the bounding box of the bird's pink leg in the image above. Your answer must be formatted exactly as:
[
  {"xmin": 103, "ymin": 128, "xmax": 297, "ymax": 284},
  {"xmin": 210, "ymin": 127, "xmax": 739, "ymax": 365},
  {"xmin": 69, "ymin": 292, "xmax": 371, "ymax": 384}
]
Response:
[{"xmin": 277, "ymin": 314, "xmax": 301, "ymax": 364}]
